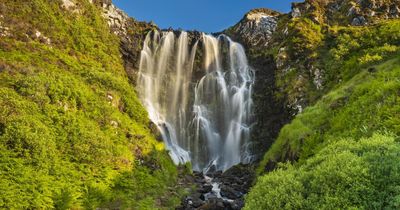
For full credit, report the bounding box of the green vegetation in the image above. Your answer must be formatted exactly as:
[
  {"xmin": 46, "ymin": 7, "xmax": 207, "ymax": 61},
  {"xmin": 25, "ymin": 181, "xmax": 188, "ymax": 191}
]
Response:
[
  {"xmin": 258, "ymin": 55, "xmax": 400, "ymax": 169},
  {"xmin": 249, "ymin": 16, "xmax": 400, "ymax": 210},
  {"xmin": 246, "ymin": 134, "xmax": 400, "ymax": 210},
  {"xmin": 272, "ymin": 17, "xmax": 400, "ymax": 110},
  {"xmin": 0, "ymin": 0, "xmax": 182, "ymax": 209},
  {"xmin": 324, "ymin": 20, "xmax": 400, "ymax": 86}
]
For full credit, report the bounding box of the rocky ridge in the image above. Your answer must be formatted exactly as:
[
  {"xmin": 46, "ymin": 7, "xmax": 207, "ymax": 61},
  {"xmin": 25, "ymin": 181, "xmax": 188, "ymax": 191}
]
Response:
[{"xmin": 225, "ymin": 8, "xmax": 280, "ymax": 49}]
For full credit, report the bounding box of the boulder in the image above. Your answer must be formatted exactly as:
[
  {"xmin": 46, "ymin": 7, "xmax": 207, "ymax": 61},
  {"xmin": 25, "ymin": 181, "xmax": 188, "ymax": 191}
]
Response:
[
  {"xmin": 197, "ymin": 184, "xmax": 213, "ymax": 194},
  {"xmin": 220, "ymin": 186, "xmax": 243, "ymax": 200}
]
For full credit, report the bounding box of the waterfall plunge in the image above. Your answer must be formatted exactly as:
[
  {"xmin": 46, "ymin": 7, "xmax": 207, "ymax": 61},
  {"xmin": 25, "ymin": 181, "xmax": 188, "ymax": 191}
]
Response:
[{"xmin": 137, "ymin": 31, "xmax": 254, "ymax": 172}]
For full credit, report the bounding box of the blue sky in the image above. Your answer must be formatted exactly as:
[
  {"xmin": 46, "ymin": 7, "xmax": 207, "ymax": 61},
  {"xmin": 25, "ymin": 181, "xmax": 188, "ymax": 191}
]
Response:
[{"xmin": 112, "ymin": 0, "xmax": 294, "ymax": 33}]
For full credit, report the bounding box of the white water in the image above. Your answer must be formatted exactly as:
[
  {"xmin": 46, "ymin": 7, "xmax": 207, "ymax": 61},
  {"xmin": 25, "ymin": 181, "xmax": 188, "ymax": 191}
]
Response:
[{"xmin": 137, "ymin": 30, "xmax": 254, "ymax": 172}]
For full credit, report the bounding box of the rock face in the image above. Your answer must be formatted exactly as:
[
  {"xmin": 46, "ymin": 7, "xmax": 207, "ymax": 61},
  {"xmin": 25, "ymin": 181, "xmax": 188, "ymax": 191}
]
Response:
[
  {"xmin": 224, "ymin": 9, "xmax": 291, "ymax": 158},
  {"xmin": 224, "ymin": 8, "xmax": 280, "ymax": 49},
  {"xmin": 249, "ymin": 54, "xmax": 291, "ymax": 155}
]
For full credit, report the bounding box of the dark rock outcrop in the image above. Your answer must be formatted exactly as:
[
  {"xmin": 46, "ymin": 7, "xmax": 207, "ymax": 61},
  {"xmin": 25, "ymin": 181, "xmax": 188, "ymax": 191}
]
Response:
[{"xmin": 249, "ymin": 54, "xmax": 291, "ymax": 155}]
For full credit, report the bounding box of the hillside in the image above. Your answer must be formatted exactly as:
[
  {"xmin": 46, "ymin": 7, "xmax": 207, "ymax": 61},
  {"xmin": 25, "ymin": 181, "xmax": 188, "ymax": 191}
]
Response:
[
  {"xmin": 246, "ymin": 55, "xmax": 400, "ymax": 209},
  {"xmin": 0, "ymin": 0, "xmax": 184, "ymax": 209},
  {"xmin": 222, "ymin": 0, "xmax": 400, "ymax": 209}
]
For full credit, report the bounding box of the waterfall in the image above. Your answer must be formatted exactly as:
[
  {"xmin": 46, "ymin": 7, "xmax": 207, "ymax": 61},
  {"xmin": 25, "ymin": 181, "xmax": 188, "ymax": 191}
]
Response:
[{"xmin": 137, "ymin": 30, "xmax": 254, "ymax": 172}]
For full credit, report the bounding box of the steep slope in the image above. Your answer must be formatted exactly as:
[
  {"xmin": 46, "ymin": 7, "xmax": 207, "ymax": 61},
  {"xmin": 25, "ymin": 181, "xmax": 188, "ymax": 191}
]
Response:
[
  {"xmin": 0, "ymin": 0, "xmax": 183, "ymax": 209},
  {"xmin": 246, "ymin": 55, "xmax": 400, "ymax": 209},
  {"xmin": 225, "ymin": 0, "xmax": 400, "ymax": 162},
  {"xmin": 223, "ymin": 0, "xmax": 400, "ymax": 209},
  {"xmin": 233, "ymin": 0, "xmax": 400, "ymax": 171}
]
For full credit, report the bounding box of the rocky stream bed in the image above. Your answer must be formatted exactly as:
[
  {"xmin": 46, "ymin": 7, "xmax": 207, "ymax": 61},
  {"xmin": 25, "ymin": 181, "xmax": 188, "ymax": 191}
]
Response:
[{"xmin": 177, "ymin": 164, "xmax": 255, "ymax": 210}]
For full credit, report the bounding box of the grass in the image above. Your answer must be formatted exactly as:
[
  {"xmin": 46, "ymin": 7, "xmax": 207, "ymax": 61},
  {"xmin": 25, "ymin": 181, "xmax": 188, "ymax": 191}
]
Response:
[{"xmin": 258, "ymin": 55, "xmax": 400, "ymax": 174}]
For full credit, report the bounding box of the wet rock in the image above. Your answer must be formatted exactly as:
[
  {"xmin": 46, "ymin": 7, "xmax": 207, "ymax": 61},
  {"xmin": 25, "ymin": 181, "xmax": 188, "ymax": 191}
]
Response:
[
  {"xmin": 197, "ymin": 184, "xmax": 213, "ymax": 194},
  {"xmin": 220, "ymin": 186, "xmax": 242, "ymax": 200},
  {"xmin": 230, "ymin": 199, "xmax": 245, "ymax": 210},
  {"xmin": 148, "ymin": 122, "xmax": 162, "ymax": 141},
  {"xmin": 199, "ymin": 198, "xmax": 225, "ymax": 210},
  {"xmin": 178, "ymin": 164, "xmax": 255, "ymax": 209},
  {"xmin": 189, "ymin": 195, "xmax": 206, "ymax": 208}
]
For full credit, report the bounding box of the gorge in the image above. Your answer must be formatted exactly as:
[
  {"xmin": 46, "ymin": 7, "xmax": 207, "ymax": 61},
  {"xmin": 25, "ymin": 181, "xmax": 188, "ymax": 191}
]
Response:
[{"xmin": 1, "ymin": 0, "xmax": 400, "ymax": 209}]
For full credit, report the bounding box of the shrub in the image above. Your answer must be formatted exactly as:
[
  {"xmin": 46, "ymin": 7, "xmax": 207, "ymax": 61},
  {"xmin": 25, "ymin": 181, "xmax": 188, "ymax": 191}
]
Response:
[{"xmin": 246, "ymin": 134, "xmax": 400, "ymax": 210}]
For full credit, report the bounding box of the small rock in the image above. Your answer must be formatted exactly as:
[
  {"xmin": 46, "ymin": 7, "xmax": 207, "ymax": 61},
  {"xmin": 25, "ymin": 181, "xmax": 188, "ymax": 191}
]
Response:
[
  {"xmin": 351, "ymin": 16, "xmax": 367, "ymax": 26},
  {"xmin": 61, "ymin": 0, "xmax": 75, "ymax": 10},
  {"xmin": 107, "ymin": 93, "xmax": 113, "ymax": 101},
  {"xmin": 291, "ymin": 7, "xmax": 302, "ymax": 18},
  {"xmin": 192, "ymin": 198, "xmax": 205, "ymax": 208},
  {"xmin": 368, "ymin": 67, "xmax": 377, "ymax": 73},
  {"xmin": 110, "ymin": 120, "xmax": 118, "ymax": 127},
  {"xmin": 389, "ymin": 5, "xmax": 400, "ymax": 17}
]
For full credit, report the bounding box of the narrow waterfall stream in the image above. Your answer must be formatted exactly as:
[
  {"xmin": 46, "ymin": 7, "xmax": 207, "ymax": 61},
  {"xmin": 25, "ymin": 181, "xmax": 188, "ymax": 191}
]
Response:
[{"xmin": 137, "ymin": 30, "xmax": 254, "ymax": 172}]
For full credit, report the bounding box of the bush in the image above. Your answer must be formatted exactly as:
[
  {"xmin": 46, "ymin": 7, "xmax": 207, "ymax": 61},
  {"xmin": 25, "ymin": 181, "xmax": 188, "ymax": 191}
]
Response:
[{"xmin": 246, "ymin": 134, "xmax": 400, "ymax": 210}]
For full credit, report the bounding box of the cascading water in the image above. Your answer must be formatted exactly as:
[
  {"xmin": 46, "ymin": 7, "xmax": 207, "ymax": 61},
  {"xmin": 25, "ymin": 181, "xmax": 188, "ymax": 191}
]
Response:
[{"xmin": 137, "ymin": 30, "xmax": 254, "ymax": 172}]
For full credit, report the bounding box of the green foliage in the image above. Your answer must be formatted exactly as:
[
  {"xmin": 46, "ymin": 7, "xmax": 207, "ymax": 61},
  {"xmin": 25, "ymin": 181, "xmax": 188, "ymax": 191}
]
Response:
[
  {"xmin": 0, "ymin": 0, "xmax": 181, "ymax": 209},
  {"xmin": 287, "ymin": 18, "xmax": 324, "ymax": 58},
  {"xmin": 270, "ymin": 18, "xmax": 400, "ymax": 111},
  {"xmin": 258, "ymin": 56, "xmax": 400, "ymax": 173},
  {"xmin": 325, "ymin": 20, "xmax": 400, "ymax": 84},
  {"xmin": 251, "ymin": 14, "xmax": 400, "ymax": 210},
  {"xmin": 247, "ymin": 134, "xmax": 400, "ymax": 210}
]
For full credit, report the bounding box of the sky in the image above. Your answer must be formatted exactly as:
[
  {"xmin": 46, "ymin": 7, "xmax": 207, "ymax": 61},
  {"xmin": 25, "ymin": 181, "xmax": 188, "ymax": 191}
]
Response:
[{"xmin": 112, "ymin": 0, "xmax": 295, "ymax": 33}]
